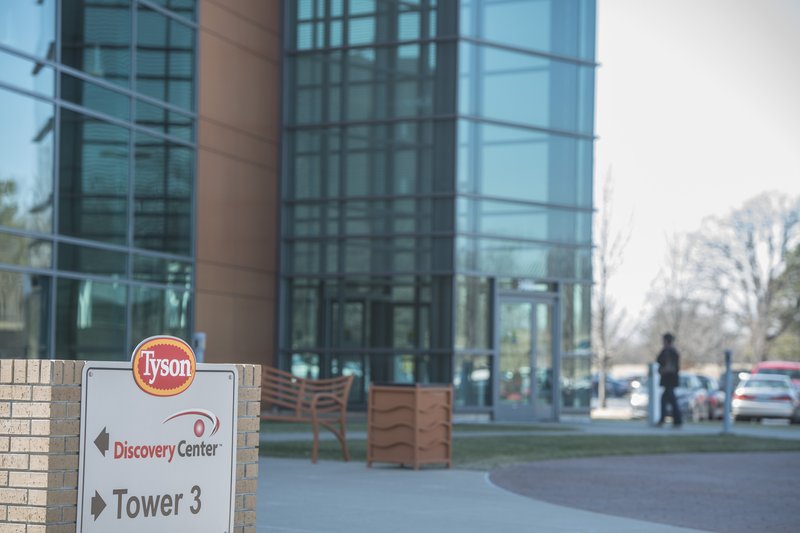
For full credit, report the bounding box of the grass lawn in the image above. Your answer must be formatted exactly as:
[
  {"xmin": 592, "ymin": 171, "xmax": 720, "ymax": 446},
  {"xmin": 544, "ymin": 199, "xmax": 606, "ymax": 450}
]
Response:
[
  {"xmin": 260, "ymin": 433, "xmax": 800, "ymax": 470},
  {"xmin": 260, "ymin": 421, "xmax": 574, "ymax": 434}
]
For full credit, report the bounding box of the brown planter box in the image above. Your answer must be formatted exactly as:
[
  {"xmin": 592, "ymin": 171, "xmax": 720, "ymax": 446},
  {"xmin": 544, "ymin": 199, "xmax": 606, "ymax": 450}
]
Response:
[{"xmin": 367, "ymin": 384, "xmax": 452, "ymax": 469}]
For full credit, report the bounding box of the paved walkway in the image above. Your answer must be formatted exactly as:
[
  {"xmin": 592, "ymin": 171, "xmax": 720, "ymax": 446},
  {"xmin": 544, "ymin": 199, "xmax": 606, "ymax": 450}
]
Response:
[
  {"xmin": 256, "ymin": 457, "xmax": 703, "ymax": 533},
  {"xmin": 491, "ymin": 452, "xmax": 800, "ymax": 533},
  {"xmin": 256, "ymin": 420, "xmax": 800, "ymax": 532}
]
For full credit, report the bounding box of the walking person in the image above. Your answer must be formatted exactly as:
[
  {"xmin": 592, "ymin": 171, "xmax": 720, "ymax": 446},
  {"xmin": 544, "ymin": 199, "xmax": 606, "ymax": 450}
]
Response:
[{"xmin": 657, "ymin": 332, "xmax": 682, "ymax": 427}]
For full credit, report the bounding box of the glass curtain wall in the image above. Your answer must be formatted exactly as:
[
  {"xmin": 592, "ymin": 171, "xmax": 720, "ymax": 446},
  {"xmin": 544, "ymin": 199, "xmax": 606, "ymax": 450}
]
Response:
[
  {"xmin": 455, "ymin": 0, "xmax": 595, "ymax": 413},
  {"xmin": 282, "ymin": 0, "xmax": 596, "ymax": 415},
  {"xmin": 282, "ymin": 0, "xmax": 456, "ymax": 404},
  {"xmin": 0, "ymin": 0, "xmax": 196, "ymax": 360}
]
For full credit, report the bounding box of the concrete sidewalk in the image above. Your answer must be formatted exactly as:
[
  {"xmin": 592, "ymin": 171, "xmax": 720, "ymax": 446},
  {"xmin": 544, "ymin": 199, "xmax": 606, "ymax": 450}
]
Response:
[
  {"xmin": 255, "ymin": 420, "xmax": 799, "ymax": 532},
  {"xmin": 256, "ymin": 457, "xmax": 705, "ymax": 533}
]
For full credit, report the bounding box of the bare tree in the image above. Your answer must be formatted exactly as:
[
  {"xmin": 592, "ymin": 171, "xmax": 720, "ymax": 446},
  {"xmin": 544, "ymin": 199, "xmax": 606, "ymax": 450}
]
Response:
[
  {"xmin": 643, "ymin": 233, "xmax": 735, "ymax": 367},
  {"xmin": 593, "ymin": 170, "xmax": 632, "ymax": 407},
  {"xmin": 693, "ymin": 192, "xmax": 800, "ymax": 362},
  {"xmin": 649, "ymin": 234, "xmax": 698, "ymax": 337}
]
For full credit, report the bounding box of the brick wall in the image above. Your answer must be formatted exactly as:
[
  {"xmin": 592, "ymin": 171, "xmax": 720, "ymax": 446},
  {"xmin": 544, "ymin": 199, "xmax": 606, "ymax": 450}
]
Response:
[{"xmin": 0, "ymin": 360, "xmax": 261, "ymax": 533}]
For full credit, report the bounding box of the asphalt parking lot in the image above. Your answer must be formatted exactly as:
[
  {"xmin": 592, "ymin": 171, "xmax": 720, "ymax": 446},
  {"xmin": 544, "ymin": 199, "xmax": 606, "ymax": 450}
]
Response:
[{"xmin": 490, "ymin": 451, "xmax": 800, "ymax": 533}]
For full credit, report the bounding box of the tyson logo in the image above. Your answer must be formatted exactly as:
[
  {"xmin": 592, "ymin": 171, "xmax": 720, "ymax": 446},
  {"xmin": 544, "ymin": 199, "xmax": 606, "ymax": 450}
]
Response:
[{"xmin": 131, "ymin": 336, "xmax": 196, "ymax": 397}]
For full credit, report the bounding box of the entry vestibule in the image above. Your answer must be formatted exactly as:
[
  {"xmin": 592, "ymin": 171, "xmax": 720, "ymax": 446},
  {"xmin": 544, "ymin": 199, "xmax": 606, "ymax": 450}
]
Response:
[{"xmin": 493, "ymin": 291, "xmax": 559, "ymax": 422}]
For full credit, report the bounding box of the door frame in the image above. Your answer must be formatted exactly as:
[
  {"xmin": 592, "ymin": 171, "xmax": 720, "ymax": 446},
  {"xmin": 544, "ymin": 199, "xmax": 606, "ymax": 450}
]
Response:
[{"xmin": 492, "ymin": 289, "xmax": 561, "ymax": 422}]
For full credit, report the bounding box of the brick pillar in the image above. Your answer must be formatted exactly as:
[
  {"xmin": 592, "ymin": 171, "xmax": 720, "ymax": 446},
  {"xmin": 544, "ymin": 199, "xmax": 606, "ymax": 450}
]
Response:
[
  {"xmin": 235, "ymin": 364, "xmax": 261, "ymax": 533},
  {"xmin": 0, "ymin": 361, "xmax": 261, "ymax": 533},
  {"xmin": 0, "ymin": 360, "xmax": 82, "ymax": 533}
]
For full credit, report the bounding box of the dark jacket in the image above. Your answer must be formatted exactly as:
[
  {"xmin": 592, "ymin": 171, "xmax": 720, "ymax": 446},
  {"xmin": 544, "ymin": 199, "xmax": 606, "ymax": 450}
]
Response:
[{"xmin": 657, "ymin": 346, "xmax": 680, "ymax": 388}]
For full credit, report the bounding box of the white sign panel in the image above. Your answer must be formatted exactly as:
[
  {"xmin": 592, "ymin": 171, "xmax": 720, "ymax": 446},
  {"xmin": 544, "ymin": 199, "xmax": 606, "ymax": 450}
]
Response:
[{"xmin": 77, "ymin": 337, "xmax": 238, "ymax": 533}]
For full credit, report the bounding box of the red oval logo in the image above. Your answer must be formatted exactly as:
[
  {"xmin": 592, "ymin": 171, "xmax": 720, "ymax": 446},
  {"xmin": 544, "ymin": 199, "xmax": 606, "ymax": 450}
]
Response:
[{"xmin": 131, "ymin": 336, "xmax": 196, "ymax": 397}]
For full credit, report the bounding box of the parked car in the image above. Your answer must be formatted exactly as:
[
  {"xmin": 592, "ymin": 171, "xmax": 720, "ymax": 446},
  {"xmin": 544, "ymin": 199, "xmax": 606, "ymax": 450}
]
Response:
[
  {"xmin": 629, "ymin": 373, "xmax": 708, "ymax": 422},
  {"xmin": 592, "ymin": 373, "xmax": 629, "ymax": 398},
  {"xmin": 708, "ymin": 370, "xmax": 751, "ymax": 419},
  {"xmin": 620, "ymin": 375, "xmax": 646, "ymax": 391},
  {"xmin": 697, "ymin": 375, "xmax": 725, "ymax": 420},
  {"xmin": 750, "ymin": 361, "xmax": 800, "ymax": 389},
  {"xmin": 732, "ymin": 374, "xmax": 800, "ymax": 423}
]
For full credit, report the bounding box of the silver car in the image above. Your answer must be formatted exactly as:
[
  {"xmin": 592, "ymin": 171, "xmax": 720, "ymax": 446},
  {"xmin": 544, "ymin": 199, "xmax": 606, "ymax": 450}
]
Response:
[
  {"xmin": 629, "ymin": 373, "xmax": 707, "ymax": 421},
  {"xmin": 732, "ymin": 374, "xmax": 800, "ymax": 422}
]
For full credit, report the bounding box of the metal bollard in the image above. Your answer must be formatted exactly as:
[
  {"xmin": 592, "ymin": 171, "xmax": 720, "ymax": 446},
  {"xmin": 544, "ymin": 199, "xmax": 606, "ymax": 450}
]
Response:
[
  {"xmin": 647, "ymin": 362, "xmax": 661, "ymax": 426},
  {"xmin": 722, "ymin": 349, "xmax": 733, "ymax": 434}
]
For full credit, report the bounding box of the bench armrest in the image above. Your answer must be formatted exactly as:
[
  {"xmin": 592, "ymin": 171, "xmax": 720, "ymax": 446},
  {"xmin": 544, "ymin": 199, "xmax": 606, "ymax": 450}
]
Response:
[{"xmin": 310, "ymin": 392, "xmax": 347, "ymax": 410}]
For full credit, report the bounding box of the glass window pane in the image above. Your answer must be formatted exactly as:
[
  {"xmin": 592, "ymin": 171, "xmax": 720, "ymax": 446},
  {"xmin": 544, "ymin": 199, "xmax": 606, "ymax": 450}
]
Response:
[
  {"xmin": 348, "ymin": 17, "xmax": 375, "ymax": 46},
  {"xmin": 416, "ymin": 354, "xmax": 447, "ymax": 384},
  {"xmin": 561, "ymin": 283, "xmax": 591, "ymax": 354},
  {"xmin": 331, "ymin": 300, "xmax": 366, "ymax": 347},
  {"xmin": 460, "ymin": 0, "xmax": 595, "ymax": 60},
  {"xmin": 453, "ymin": 354, "xmax": 491, "ymax": 407},
  {"xmin": 137, "ymin": 6, "xmax": 196, "ymax": 111},
  {"xmin": 61, "ymin": 0, "xmax": 132, "ymax": 87},
  {"xmin": 146, "ymin": 0, "xmax": 197, "ymax": 21},
  {"xmin": 291, "ymin": 353, "xmax": 319, "ymax": 379},
  {"xmin": 456, "ymin": 236, "xmax": 591, "ymax": 281},
  {"xmin": 0, "ymin": 0, "xmax": 55, "ymax": 58},
  {"xmin": 392, "ymin": 307, "xmax": 414, "ymax": 349},
  {"xmin": 60, "ymin": 72, "xmax": 131, "ymax": 120},
  {"xmin": 290, "ymin": 284, "xmax": 318, "ymax": 347},
  {"xmin": 58, "ymin": 243, "xmax": 127, "ymax": 277},
  {"xmin": 459, "ymin": 43, "xmax": 594, "ymax": 135},
  {"xmin": 291, "ymin": 0, "xmax": 436, "ymax": 49},
  {"xmin": 0, "ymin": 88, "xmax": 54, "ymax": 233},
  {"xmin": 59, "ymin": 109, "xmax": 129, "ymax": 244},
  {"xmin": 286, "ymin": 241, "xmax": 321, "ymax": 274},
  {"xmin": 561, "ymin": 354, "xmax": 591, "ymax": 410},
  {"xmin": 350, "ymin": 0, "xmax": 375, "ymax": 16},
  {"xmin": 0, "ymin": 49, "xmax": 55, "ymax": 97},
  {"xmin": 136, "ymin": 99, "xmax": 194, "ymax": 141},
  {"xmin": 458, "ymin": 120, "xmax": 592, "ymax": 208},
  {"xmin": 131, "ymin": 286, "xmax": 191, "ymax": 347},
  {"xmin": 391, "ymin": 354, "xmax": 415, "ymax": 383},
  {"xmin": 332, "ymin": 355, "xmax": 366, "ymax": 403},
  {"xmin": 0, "ymin": 270, "xmax": 50, "ymax": 359},
  {"xmin": 0, "ymin": 232, "xmax": 51, "ymax": 268},
  {"xmin": 134, "ymin": 133, "xmax": 193, "ymax": 255},
  {"xmin": 55, "ymin": 277, "xmax": 127, "ymax": 360},
  {"xmin": 132, "ymin": 254, "xmax": 192, "ymax": 286},
  {"xmin": 288, "ymin": 46, "xmax": 437, "ymax": 125},
  {"xmin": 455, "ymin": 276, "xmax": 490, "ymax": 350},
  {"xmin": 457, "ymin": 198, "xmax": 592, "ymax": 245}
]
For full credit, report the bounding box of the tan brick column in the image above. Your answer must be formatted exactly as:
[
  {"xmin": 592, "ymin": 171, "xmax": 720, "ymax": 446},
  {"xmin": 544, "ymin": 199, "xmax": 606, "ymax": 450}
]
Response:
[
  {"xmin": 235, "ymin": 364, "xmax": 261, "ymax": 533},
  {"xmin": 0, "ymin": 360, "xmax": 261, "ymax": 533},
  {"xmin": 0, "ymin": 360, "xmax": 82, "ymax": 533}
]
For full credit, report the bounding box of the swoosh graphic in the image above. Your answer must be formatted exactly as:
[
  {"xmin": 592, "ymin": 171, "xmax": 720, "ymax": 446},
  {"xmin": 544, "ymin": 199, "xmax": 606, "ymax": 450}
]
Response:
[{"xmin": 163, "ymin": 408, "xmax": 221, "ymax": 436}]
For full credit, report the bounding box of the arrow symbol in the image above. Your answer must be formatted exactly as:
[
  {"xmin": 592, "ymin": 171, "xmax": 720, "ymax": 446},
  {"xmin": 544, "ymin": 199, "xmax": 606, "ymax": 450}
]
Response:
[
  {"xmin": 91, "ymin": 491, "xmax": 106, "ymax": 521},
  {"xmin": 94, "ymin": 427, "xmax": 109, "ymax": 456}
]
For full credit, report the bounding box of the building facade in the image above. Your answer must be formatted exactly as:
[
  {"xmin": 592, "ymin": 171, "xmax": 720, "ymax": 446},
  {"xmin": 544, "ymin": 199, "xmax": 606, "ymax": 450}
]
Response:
[
  {"xmin": 0, "ymin": 0, "xmax": 594, "ymax": 421},
  {"xmin": 0, "ymin": 0, "xmax": 280, "ymax": 368},
  {"xmin": 0, "ymin": 0, "xmax": 196, "ymax": 361},
  {"xmin": 280, "ymin": 0, "xmax": 595, "ymax": 420}
]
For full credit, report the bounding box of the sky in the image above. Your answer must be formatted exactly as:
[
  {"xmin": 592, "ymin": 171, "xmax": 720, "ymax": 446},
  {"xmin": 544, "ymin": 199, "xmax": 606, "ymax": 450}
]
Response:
[{"xmin": 594, "ymin": 0, "xmax": 800, "ymax": 322}]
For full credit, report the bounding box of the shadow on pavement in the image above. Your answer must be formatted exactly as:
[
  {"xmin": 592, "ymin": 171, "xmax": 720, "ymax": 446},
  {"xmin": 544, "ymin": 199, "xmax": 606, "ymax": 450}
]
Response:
[{"xmin": 490, "ymin": 452, "xmax": 800, "ymax": 533}]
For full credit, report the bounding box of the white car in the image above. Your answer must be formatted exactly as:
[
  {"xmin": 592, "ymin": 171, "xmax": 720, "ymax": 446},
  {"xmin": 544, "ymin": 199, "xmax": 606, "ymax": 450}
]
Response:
[{"xmin": 732, "ymin": 374, "xmax": 800, "ymax": 423}]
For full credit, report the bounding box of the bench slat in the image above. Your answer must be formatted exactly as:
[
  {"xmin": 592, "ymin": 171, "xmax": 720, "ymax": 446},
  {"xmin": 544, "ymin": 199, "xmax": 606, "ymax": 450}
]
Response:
[{"xmin": 261, "ymin": 366, "xmax": 353, "ymax": 463}]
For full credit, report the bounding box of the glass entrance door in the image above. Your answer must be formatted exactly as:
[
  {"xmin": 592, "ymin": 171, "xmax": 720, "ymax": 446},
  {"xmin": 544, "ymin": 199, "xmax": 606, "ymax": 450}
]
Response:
[{"xmin": 495, "ymin": 297, "xmax": 556, "ymax": 421}]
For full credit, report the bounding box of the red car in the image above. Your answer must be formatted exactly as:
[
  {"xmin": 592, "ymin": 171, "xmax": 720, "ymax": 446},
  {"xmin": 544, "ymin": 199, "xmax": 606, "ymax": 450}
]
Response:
[{"xmin": 750, "ymin": 361, "xmax": 800, "ymax": 389}]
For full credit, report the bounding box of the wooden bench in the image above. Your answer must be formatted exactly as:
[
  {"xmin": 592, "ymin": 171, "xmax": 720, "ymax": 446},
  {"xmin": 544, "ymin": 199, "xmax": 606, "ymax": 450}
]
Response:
[{"xmin": 260, "ymin": 366, "xmax": 353, "ymax": 463}]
